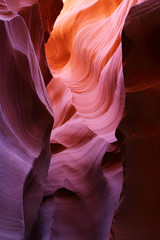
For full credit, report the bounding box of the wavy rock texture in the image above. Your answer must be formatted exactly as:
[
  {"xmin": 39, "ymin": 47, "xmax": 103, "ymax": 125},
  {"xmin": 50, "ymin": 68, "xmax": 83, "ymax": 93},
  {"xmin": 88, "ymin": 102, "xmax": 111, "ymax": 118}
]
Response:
[
  {"xmin": 40, "ymin": 0, "xmax": 145, "ymax": 239},
  {"xmin": 0, "ymin": 1, "xmax": 53, "ymax": 240},
  {"xmin": 2, "ymin": 0, "xmax": 159, "ymax": 240},
  {"xmin": 0, "ymin": 0, "xmax": 37, "ymax": 20},
  {"xmin": 112, "ymin": 1, "xmax": 160, "ymax": 239}
]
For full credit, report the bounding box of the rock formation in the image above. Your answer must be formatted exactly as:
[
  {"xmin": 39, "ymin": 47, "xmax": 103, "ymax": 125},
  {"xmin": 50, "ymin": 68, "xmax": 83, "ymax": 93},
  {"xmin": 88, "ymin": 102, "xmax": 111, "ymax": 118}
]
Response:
[
  {"xmin": 43, "ymin": 0, "xmax": 144, "ymax": 239},
  {"xmin": 112, "ymin": 1, "xmax": 160, "ymax": 239},
  {"xmin": 0, "ymin": 1, "xmax": 53, "ymax": 239},
  {"xmin": 1, "ymin": 0, "xmax": 160, "ymax": 239}
]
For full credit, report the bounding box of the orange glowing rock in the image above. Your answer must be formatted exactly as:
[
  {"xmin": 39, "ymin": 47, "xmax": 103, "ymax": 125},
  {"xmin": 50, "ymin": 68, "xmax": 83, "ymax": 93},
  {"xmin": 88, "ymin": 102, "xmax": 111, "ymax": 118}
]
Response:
[{"xmin": 43, "ymin": 0, "xmax": 145, "ymax": 239}]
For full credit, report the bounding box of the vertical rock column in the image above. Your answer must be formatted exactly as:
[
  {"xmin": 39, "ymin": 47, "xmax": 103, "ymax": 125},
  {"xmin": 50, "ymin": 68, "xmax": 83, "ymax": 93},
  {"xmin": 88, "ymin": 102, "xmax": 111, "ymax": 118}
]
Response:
[{"xmin": 112, "ymin": 1, "xmax": 160, "ymax": 239}]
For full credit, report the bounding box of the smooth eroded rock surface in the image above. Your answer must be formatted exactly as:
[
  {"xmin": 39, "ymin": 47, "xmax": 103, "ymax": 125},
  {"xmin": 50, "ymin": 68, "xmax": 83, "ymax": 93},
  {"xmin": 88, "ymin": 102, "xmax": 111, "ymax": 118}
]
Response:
[
  {"xmin": 112, "ymin": 1, "xmax": 160, "ymax": 239},
  {"xmin": 0, "ymin": 1, "xmax": 53, "ymax": 239},
  {"xmin": 41, "ymin": 1, "xmax": 144, "ymax": 239}
]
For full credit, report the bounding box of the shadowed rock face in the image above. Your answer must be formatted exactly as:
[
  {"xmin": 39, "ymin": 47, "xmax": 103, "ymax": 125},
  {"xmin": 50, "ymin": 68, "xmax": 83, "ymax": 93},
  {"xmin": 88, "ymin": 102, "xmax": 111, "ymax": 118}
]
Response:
[
  {"xmin": 38, "ymin": 0, "xmax": 63, "ymax": 43},
  {"xmin": 122, "ymin": 0, "xmax": 160, "ymax": 92},
  {"xmin": 112, "ymin": 1, "xmax": 160, "ymax": 239},
  {"xmin": 19, "ymin": 4, "xmax": 53, "ymax": 85},
  {"xmin": 0, "ymin": 1, "xmax": 53, "ymax": 239}
]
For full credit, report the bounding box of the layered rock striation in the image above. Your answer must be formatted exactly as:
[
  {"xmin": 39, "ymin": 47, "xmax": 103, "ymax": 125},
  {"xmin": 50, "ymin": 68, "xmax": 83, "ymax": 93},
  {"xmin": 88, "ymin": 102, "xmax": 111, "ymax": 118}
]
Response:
[
  {"xmin": 43, "ymin": 0, "xmax": 145, "ymax": 239},
  {"xmin": 0, "ymin": 1, "xmax": 53, "ymax": 239},
  {"xmin": 1, "ymin": 0, "xmax": 160, "ymax": 240}
]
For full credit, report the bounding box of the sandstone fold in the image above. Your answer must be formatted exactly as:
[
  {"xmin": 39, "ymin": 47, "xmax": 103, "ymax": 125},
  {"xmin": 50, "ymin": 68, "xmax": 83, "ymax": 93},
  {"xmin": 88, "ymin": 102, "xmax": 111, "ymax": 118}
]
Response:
[
  {"xmin": 0, "ymin": 1, "xmax": 53, "ymax": 239},
  {"xmin": 37, "ymin": 0, "xmax": 144, "ymax": 239},
  {"xmin": 1, "ymin": 0, "xmax": 159, "ymax": 240}
]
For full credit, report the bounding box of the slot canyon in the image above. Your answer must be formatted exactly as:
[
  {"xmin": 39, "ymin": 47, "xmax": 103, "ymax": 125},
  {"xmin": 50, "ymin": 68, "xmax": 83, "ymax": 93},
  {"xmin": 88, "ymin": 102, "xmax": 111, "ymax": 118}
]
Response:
[{"xmin": 0, "ymin": 0, "xmax": 160, "ymax": 239}]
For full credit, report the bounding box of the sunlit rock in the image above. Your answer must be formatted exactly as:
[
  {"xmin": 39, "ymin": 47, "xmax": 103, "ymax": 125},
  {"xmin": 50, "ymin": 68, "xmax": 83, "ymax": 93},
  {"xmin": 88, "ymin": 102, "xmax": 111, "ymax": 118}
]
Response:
[
  {"xmin": 2, "ymin": 0, "xmax": 159, "ymax": 239},
  {"xmin": 42, "ymin": 0, "xmax": 145, "ymax": 239}
]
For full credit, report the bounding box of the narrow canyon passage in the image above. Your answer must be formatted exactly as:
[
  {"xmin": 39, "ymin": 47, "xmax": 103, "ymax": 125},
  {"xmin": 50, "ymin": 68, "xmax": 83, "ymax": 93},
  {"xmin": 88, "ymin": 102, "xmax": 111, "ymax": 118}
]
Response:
[
  {"xmin": 0, "ymin": 0, "xmax": 160, "ymax": 240},
  {"xmin": 39, "ymin": 0, "xmax": 144, "ymax": 239}
]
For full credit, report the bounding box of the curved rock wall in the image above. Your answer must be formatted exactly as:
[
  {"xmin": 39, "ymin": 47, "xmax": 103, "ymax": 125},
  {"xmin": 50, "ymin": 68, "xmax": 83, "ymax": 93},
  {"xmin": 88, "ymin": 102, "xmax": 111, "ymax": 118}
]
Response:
[
  {"xmin": 43, "ymin": 1, "xmax": 145, "ymax": 239},
  {"xmin": 2, "ymin": 0, "xmax": 160, "ymax": 240},
  {"xmin": 0, "ymin": 1, "xmax": 53, "ymax": 239}
]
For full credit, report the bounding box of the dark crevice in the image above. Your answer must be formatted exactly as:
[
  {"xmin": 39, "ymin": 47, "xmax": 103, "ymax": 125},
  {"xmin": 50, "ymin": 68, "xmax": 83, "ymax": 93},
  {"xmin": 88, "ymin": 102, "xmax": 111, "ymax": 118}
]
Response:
[
  {"xmin": 50, "ymin": 143, "xmax": 67, "ymax": 154},
  {"xmin": 55, "ymin": 188, "xmax": 76, "ymax": 198},
  {"xmin": 109, "ymin": 129, "xmax": 126, "ymax": 239},
  {"xmin": 23, "ymin": 148, "xmax": 50, "ymax": 240}
]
